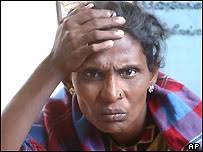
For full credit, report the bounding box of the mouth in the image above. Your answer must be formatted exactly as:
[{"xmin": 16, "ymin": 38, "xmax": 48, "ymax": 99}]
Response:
[{"xmin": 100, "ymin": 108, "xmax": 127, "ymax": 122}]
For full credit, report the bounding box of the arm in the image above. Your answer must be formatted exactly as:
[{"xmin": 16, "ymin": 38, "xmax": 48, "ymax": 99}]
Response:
[{"xmin": 1, "ymin": 55, "xmax": 63, "ymax": 150}]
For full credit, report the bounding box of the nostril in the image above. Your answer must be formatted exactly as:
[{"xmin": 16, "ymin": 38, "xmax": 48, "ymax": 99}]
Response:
[
  {"xmin": 118, "ymin": 93, "xmax": 123, "ymax": 99},
  {"xmin": 100, "ymin": 89, "xmax": 123, "ymax": 103}
]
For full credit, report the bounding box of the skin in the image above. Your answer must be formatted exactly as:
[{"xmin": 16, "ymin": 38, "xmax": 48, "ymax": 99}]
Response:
[
  {"xmin": 1, "ymin": 3, "xmax": 158, "ymax": 150},
  {"xmin": 70, "ymin": 33, "xmax": 158, "ymax": 144}
]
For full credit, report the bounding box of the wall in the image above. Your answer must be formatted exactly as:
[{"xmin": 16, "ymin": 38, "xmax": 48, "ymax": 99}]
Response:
[
  {"xmin": 1, "ymin": 2, "xmax": 57, "ymax": 113},
  {"xmin": 141, "ymin": 1, "xmax": 202, "ymax": 98}
]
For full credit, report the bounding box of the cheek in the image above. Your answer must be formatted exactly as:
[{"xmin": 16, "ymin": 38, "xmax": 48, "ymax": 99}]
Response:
[
  {"xmin": 124, "ymin": 74, "xmax": 150, "ymax": 106},
  {"xmin": 123, "ymin": 77, "xmax": 149, "ymax": 123},
  {"xmin": 72, "ymin": 77, "xmax": 101, "ymax": 116},
  {"xmin": 75, "ymin": 82, "xmax": 100, "ymax": 102},
  {"xmin": 72, "ymin": 73, "xmax": 100, "ymax": 102}
]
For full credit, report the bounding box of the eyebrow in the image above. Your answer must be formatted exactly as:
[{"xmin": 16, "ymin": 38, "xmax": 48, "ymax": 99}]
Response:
[{"xmin": 80, "ymin": 64, "xmax": 143, "ymax": 72}]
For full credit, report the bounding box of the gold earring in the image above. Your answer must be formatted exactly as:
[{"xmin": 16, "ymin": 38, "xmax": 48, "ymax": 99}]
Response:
[
  {"xmin": 148, "ymin": 85, "xmax": 154, "ymax": 93},
  {"xmin": 69, "ymin": 87, "xmax": 75, "ymax": 95}
]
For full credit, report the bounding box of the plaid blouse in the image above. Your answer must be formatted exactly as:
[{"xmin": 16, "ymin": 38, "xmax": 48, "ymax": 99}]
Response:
[
  {"xmin": 20, "ymin": 72, "xmax": 202, "ymax": 151},
  {"xmin": 101, "ymin": 110, "xmax": 169, "ymax": 151}
]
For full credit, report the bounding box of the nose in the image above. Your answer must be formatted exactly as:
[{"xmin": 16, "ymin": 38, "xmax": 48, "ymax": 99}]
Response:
[{"xmin": 100, "ymin": 75, "xmax": 123, "ymax": 103}]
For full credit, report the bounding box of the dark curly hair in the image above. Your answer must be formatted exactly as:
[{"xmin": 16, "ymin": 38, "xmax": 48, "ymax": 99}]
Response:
[{"xmin": 93, "ymin": 1, "xmax": 168, "ymax": 72}]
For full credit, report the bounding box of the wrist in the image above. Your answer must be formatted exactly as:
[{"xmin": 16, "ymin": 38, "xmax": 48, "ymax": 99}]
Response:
[{"xmin": 45, "ymin": 52, "xmax": 70, "ymax": 79}]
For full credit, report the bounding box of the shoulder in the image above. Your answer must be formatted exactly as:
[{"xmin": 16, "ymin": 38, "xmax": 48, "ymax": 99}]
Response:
[
  {"xmin": 156, "ymin": 72, "xmax": 184, "ymax": 91},
  {"xmin": 21, "ymin": 88, "xmax": 76, "ymax": 151},
  {"xmin": 20, "ymin": 111, "xmax": 48, "ymax": 150},
  {"xmin": 150, "ymin": 72, "xmax": 202, "ymax": 151}
]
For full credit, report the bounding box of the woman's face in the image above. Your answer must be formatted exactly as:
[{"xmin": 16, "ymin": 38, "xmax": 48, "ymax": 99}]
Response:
[{"xmin": 71, "ymin": 33, "xmax": 157, "ymax": 134}]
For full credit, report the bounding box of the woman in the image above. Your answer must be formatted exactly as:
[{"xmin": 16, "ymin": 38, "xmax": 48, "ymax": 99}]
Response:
[{"xmin": 1, "ymin": 2, "xmax": 202, "ymax": 151}]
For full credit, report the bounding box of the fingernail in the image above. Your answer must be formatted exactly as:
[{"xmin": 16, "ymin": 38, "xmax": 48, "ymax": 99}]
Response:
[
  {"xmin": 111, "ymin": 11, "xmax": 116, "ymax": 17},
  {"xmin": 107, "ymin": 11, "xmax": 116, "ymax": 17},
  {"xmin": 114, "ymin": 17, "xmax": 126, "ymax": 24},
  {"xmin": 106, "ymin": 40, "xmax": 114, "ymax": 47},
  {"xmin": 106, "ymin": 11, "xmax": 112, "ymax": 17},
  {"xmin": 85, "ymin": 3, "xmax": 94, "ymax": 8},
  {"xmin": 114, "ymin": 30, "xmax": 124, "ymax": 36}
]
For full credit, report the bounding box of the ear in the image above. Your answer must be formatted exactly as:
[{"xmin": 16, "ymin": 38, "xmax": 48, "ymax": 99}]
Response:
[{"xmin": 149, "ymin": 68, "xmax": 159, "ymax": 86}]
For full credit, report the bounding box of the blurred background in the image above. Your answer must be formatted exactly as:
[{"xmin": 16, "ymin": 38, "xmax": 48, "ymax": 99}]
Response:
[{"xmin": 1, "ymin": 1, "xmax": 202, "ymax": 113}]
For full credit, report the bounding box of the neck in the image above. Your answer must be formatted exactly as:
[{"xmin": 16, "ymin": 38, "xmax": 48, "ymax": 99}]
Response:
[{"xmin": 111, "ymin": 103, "xmax": 147, "ymax": 145}]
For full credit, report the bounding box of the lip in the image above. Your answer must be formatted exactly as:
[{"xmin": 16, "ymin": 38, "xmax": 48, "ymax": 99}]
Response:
[
  {"xmin": 101, "ymin": 108, "xmax": 127, "ymax": 115},
  {"xmin": 101, "ymin": 113, "xmax": 127, "ymax": 122},
  {"xmin": 100, "ymin": 108, "xmax": 127, "ymax": 122}
]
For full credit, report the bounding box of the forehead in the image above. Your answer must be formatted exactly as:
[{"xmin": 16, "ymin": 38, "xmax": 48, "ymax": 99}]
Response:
[{"xmin": 80, "ymin": 34, "xmax": 147, "ymax": 70}]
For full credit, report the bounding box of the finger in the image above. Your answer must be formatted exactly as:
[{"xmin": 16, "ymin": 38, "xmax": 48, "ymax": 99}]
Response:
[
  {"xmin": 82, "ymin": 3, "xmax": 95, "ymax": 9},
  {"xmin": 59, "ymin": 3, "xmax": 94, "ymax": 25},
  {"xmin": 72, "ymin": 40, "xmax": 114, "ymax": 72},
  {"xmin": 79, "ymin": 40, "xmax": 114, "ymax": 56},
  {"xmin": 71, "ymin": 9, "xmax": 115, "ymax": 24},
  {"xmin": 68, "ymin": 3, "xmax": 95, "ymax": 16},
  {"xmin": 81, "ymin": 16, "xmax": 126, "ymax": 33},
  {"xmin": 78, "ymin": 29, "xmax": 124, "ymax": 46}
]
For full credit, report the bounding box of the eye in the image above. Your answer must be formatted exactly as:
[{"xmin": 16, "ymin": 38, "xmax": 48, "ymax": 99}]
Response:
[
  {"xmin": 119, "ymin": 68, "xmax": 137, "ymax": 79},
  {"xmin": 82, "ymin": 70, "xmax": 104, "ymax": 81}
]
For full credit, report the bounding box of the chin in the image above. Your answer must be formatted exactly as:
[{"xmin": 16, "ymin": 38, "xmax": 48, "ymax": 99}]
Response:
[{"xmin": 95, "ymin": 121, "xmax": 126, "ymax": 134}]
